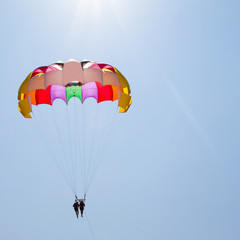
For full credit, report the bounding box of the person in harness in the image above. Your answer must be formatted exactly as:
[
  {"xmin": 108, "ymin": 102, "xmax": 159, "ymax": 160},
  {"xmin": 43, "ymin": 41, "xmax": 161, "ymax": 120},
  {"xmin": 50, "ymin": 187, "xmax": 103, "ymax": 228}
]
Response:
[
  {"xmin": 79, "ymin": 200, "xmax": 85, "ymax": 217},
  {"xmin": 73, "ymin": 200, "xmax": 80, "ymax": 218},
  {"xmin": 73, "ymin": 195, "xmax": 86, "ymax": 218}
]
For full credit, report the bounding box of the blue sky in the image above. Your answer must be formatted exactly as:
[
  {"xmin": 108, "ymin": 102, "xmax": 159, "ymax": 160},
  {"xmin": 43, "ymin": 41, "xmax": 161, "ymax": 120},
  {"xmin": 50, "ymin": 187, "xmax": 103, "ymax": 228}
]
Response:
[{"xmin": 1, "ymin": 0, "xmax": 240, "ymax": 239}]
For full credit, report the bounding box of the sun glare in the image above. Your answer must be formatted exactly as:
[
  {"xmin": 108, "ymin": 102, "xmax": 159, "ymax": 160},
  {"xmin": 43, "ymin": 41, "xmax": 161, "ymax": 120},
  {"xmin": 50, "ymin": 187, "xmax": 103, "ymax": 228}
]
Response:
[{"xmin": 63, "ymin": 0, "xmax": 128, "ymax": 49}]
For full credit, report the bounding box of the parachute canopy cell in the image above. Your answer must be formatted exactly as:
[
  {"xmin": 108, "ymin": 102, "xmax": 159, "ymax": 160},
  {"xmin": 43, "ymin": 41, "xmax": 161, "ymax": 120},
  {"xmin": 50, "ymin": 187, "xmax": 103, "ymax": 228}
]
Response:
[{"xmin": 18, "ymin": 59, "xmax": 132, "ymax": 118}]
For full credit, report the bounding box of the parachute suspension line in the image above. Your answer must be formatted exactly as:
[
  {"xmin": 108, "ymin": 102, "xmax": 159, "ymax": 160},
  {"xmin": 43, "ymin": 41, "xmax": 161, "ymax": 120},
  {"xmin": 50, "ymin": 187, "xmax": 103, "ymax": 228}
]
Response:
[
  {"xmin": 49, "ymin": 107, "xmax": 74, "ymax": 191},
  {"xmin": 85, "ymin": 103, "xmax": 119, "ymax": 192},
  {"xmin": 46, "ymin": 107, "xmax": 75, "ymax": 195},
  {"xmin": 85, "ymin": 102, "xmax": 114, "ymax": 192},
  {"xmin": 97, "ymin": 113, "xmax": 121, "ymax": 164},
  {"xmin": 73, "ymin": 97, "xmax": 84, "ymax": 196},
  {"xmin": 31, "ymin": 109, "xmax": 72, "ymax": 188},
  {"xmin": 82, "ymin": 102, "xmax": 87, "ymax": 195},
  {"xmin": 31, "ymin": 111, "xmax": 75, "ymax": 194},
  {"xmin": 65, "ymin": 104, "xmax": 75, "ymax": 190},
  {"xmin": 99, "ymin": 105, "xmax": 122, "ymax": 159},
  {"xmin": 85, "ymin": 102, "xmax": 100, "ymax": 192},
  {"xmin": 91, "ymin": 103, "xmax": 112, "ymax": 169},
  {"xmin": 88, "ymin": 114, "xmax": 120, "ymax": 190},
  {"xmin": 79, "ymin": 104, "xmax": 86, "ymax": 196},
  {"xmin": 85, "ymin": 211, "xmax": 96, "ymax": 240},
  {"xmin": 74, "ymin": 100, "xmax": 85, "ymax": 196},
  {"xmin": 86, "ymin": 105, "xmax": 121, "ymax": 192},
  {"xmin": 50, "ymin": 107, "xmax": 77, "ymax": 196},
  {"xmin": 73, "ymin": 98, "xmax": 77, "ymax": 193},
  {"xmin": 73, "ymin": 98, "xmax": 78, "ymax": 193}
]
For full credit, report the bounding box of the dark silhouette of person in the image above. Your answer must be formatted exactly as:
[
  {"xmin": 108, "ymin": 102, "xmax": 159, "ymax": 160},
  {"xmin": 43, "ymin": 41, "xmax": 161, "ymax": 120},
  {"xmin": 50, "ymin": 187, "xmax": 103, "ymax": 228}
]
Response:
[
  {"xmin": 79, "ymin": 200, "xmax": 85, "ymax": 217},
  {"xmin": 73, "ymin": 200, "xmax": 80, "ymax": 218}
]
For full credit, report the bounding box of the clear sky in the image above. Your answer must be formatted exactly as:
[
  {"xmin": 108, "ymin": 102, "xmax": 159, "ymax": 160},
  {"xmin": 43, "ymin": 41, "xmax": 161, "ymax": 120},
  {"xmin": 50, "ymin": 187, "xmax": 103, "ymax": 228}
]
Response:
[{"xmin": 1, "ymin": 0, "xmax": 240, "ymax": 239}]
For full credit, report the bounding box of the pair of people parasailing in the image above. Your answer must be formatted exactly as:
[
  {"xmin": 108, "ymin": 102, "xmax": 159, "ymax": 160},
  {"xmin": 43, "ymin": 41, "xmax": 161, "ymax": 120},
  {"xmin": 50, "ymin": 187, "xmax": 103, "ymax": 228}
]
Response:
[{"xmin": 73, "ymin": 196, "xmax": 86, "ymax": 218}]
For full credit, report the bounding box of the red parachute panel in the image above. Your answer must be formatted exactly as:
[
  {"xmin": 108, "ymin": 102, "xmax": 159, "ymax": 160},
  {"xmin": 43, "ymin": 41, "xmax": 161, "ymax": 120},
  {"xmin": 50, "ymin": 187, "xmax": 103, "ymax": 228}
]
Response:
[
  {"xmin": 96, "ymin": 82, "xmax": 113, "ymax": 103},
  {"xmin": 36, "ymin": 85, "xmax": 52, "ymax": 105}
]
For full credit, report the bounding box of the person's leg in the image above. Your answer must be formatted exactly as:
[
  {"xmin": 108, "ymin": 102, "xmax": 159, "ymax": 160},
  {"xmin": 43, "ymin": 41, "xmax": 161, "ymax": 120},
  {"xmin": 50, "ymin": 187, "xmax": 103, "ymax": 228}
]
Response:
[
  {"xmin": 80, "ymin": 207, "xmax": 83, "ymax": 217},
  {"xmin": 75, "ymin": 208, "xmax": 79, "ymax": 218}
]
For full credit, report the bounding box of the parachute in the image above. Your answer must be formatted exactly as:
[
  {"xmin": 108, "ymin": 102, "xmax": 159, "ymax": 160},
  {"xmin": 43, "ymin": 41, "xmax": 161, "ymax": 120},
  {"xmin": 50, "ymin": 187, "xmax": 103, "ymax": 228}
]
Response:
[{"xmin": 18, "ymin": 59, "xmax": 132, "ymax": 197}]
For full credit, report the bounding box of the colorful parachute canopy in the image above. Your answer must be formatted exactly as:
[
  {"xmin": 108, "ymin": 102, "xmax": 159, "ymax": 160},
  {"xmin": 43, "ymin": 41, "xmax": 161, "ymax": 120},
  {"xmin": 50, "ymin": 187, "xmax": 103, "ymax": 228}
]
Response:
[{"xmin": 18, "ymin": 59, "xmax": 132, "ymax": 118}]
